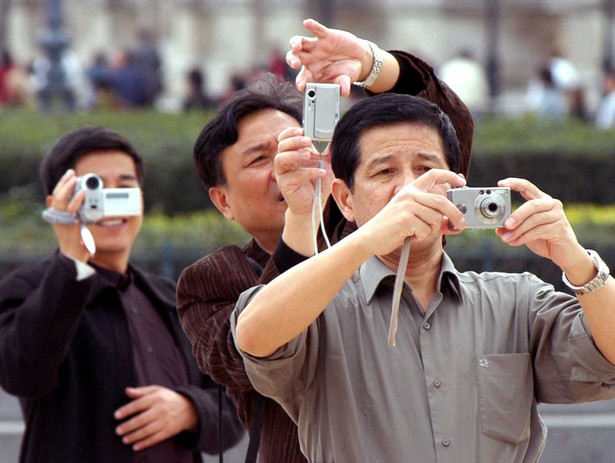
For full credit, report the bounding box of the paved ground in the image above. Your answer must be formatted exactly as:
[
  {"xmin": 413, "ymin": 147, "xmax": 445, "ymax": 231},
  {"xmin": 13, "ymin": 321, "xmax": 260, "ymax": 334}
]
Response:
[{"xmin": 2, "ymin": 388, "xmax": 615, "ymax": 462}]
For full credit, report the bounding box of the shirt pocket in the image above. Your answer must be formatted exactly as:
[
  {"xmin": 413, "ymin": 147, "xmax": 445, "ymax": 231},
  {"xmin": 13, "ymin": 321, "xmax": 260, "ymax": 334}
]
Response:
[{"xmin": 474, "ymin": 353, "xmax": 533, "ymax": 444}]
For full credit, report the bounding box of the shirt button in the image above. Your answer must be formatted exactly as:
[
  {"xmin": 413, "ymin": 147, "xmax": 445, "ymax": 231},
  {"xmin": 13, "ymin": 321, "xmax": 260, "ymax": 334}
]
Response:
[
  {"xmin": 442, "ymin": 439, "xmax": 451, "ymax": 447},
  {"xmin": 423, "ymin": 322, "xmax": 431, "ymax": 330},
  {"xmin": 433, "ymin": 379, "xmax": 442, "ymax": 388}
]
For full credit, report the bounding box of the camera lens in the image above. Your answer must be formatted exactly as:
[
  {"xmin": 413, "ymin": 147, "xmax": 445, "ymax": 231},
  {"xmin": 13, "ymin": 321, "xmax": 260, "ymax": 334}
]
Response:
[
  {"xmin": 475, "ymin": 193, "xmax": 505, "ymax": 224},
  {"xmin": 307, "ymin": 89, "xmax": 316, "ymax": 99},
  {"xmin": 85, "ymin": 175, "xmax": 100, "ymax": 190}
]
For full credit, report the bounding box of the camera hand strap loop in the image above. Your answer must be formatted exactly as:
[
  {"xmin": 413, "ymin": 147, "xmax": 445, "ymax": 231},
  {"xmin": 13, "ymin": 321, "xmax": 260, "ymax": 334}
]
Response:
[{"xmin": 42, "ymin": 208, "xmax": 78, "ymax": 225}]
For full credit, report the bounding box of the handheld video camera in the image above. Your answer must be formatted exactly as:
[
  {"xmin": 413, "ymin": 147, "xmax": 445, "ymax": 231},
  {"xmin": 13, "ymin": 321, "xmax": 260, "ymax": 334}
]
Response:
[
  {"xmin": 447, "ymin": 186, "xmax": 512, "ymax": 229},
  {"xmin": 303, "ymin": 82, "xmax": 341, "ymax": 142},
  {"xmin": 74, "ymin": 174, "xmax": 142, "ymax": 224}
]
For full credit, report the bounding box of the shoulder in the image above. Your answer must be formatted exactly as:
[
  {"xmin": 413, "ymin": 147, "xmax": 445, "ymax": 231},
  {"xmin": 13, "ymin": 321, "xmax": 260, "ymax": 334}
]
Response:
[
  {"xmin": 179, "ymin": 245, "xmax": 257, "ymax": 285},
  {"xmin": 0, "ymin": 256, "xmax": 56, "ymax": 290},
  {"xmin": 456, "ymin": 270, "xmax": 555, "ymax": 301}
]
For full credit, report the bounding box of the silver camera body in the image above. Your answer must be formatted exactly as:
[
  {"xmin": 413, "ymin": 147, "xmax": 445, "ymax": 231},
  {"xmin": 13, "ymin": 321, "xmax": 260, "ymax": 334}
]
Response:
[
  {"xmin": 447, "ymin": 186, "xmax": 512, "ymax": 229},
  {"xmin": 75, "ymin": 174, "xmax": 142, "ymax": 224},
  {"xmin": 303, "ymin": 82, "xmax": 341, "ymax": 142}
]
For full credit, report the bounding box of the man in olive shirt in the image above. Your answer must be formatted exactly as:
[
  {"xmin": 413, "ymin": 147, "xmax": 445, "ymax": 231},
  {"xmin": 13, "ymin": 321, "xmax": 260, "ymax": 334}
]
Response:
[{"xmin": 232, "ymin": 94, "xmax": 615, "ymax": 463}]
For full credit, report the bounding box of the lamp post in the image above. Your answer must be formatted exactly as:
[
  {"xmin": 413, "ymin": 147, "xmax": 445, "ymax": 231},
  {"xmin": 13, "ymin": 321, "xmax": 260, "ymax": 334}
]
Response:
[
  {"xmin": 39, "ymin": 0, "xmax": 72, "ymax": 111},
  {"xmin": 603, "ymin": 0, "xmax": 614, "ymax": 72},
  {"xmin": 485, "ymin": 0, "xmax": 501, "ymax": 114}
]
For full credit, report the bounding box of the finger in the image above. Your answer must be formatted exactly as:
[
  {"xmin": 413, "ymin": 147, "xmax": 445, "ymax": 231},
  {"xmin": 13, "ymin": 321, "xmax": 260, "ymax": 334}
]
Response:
[
  {"xmin": 52, "ymin": 169, "xmax": 76, "ymax": 195},
  {"xmin": 303, "ymin": 18, "xmax": 329, "ymax": 39},
  {"xmin": 334, "ymin": 74, "xmax": 353, "ymax": 97},
  {"xmin": 414, "ymin": 169, "xmax": 466, "ymax": 193},
  {"xmin": 65, "ymin": 189, "xmax": 85, "ymax": 214},
  {"xmin": 132, "ymin": 430, "xmax": 171, "ymax": 451},
  {"xmin": 295, "ymin": 66, "xmax": 313, "ymax": 91},
  {"xmin": 118, "ymin": 415, "xmax": 158, "ymax": 444},
  {"xmin": 277, "ymin": 126, "xmax": 304, "ymax": 143},
  {"xmin": 504, "ymin": 196, "xmax": 559, "ymax": 232},
  {"xmin": 499, "ymin": 177, "xmax": 545, "ymax": 201},
  {"xmin": 277, "ymin": 134, "xmax": 313, "ymax": 155},
  {"xmin": 114, "ymin": 389, "xmax": 153, "ymax": 420},
  {"xmin": 286, "ymin": 48, "xmax": 301, "ymax": 69}
]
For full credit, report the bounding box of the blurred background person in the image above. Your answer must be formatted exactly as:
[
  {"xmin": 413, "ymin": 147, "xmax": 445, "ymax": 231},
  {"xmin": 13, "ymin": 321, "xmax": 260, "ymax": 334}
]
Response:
[
  {"xmin": 525, "ymin": 65, "xmax": 567, "ymax": 118},
  {"xmin": 85, "ymin": 50, "xmax": 113, "ymax": 110},
  {"xmin": 0, "ymin": 48, "xmax": 33, "ymax": 108},
  {"xmin": 109, "ymin": 49, "xmax": 146, "ymax": 109},
  {"xmin": 595, "ymin": 67, "xmax": 615, "ymax": 129},
  {"xmin": 182, "ymin": 66, "xmax": 216, "ymax": 112},
  {"xmin": 133, "ymin": 28, "xmax": 163, "ymax": 108},
  {"xmin": 439, "ymin": 48, "xmax": 489, "ymax": 118}
]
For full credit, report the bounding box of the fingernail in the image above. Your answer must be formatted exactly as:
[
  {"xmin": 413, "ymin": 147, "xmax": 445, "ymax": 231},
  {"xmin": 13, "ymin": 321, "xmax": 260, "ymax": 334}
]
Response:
[
  {"xmin": 501, "ymin": 232, "xmax": 512, "ymax": 242},
  {"xmin": 505, "ymin": 217, "xmax": 515, "ymax": 228}
]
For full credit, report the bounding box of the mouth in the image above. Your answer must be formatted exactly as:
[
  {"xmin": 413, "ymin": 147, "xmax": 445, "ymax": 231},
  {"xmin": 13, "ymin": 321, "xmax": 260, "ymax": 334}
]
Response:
[{"xmin": 96, "ymin": 217, "xmax": 129, "ymax": 227}]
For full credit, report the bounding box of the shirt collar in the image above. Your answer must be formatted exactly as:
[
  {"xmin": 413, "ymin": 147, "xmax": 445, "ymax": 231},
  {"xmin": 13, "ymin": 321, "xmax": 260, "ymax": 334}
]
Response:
[{"xmin": 359, "ymin": 252, "xmax": 463, "ymax": 304}]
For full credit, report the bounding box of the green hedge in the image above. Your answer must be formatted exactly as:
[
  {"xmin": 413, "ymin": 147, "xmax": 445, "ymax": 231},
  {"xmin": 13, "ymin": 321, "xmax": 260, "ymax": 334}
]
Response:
[
  {"xmin": 2, "ymin": 110, "xmax": 615, "ymax": 213},
  {"xmin": 0, "ymin": 108, "xmax": 215, "ymax": 214}
]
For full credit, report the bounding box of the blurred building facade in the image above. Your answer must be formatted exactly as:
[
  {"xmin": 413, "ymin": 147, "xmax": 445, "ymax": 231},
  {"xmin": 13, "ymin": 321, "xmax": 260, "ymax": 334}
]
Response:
[{"xmin": 0, "ymin": 0, "xmax": 612, "ymax": 112}]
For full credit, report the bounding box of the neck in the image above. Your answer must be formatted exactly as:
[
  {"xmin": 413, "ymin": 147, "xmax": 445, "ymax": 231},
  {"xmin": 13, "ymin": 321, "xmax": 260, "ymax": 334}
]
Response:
[
  {"xmin": 254, "ymin": 233, "xmax": 281, "ymax": 256},
  {"xmin": 90, "ymin": 251, "xmax": 130, "ymax": 274},
  {"xmin": 380, "ymin": 244, "xmax": 444, "ymax": 309}
]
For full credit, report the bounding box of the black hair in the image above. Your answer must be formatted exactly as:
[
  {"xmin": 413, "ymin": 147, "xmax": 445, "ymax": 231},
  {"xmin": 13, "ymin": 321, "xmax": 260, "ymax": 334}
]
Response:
[
  {"xmin": 193, "ymin": 73, "xmax": 302, "ymax": 189},
  {"xmin": 39, "ymin": 126, "xmax": 145, "ymax": 195},
  {"xmin": 330, "ymin": 93, "xmax": 461, "ymax": 190}
]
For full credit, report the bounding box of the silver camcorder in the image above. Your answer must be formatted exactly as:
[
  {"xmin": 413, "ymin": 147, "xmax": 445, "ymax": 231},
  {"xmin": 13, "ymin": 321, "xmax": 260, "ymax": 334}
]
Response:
[
  {"xmin": 447, "ymin": 186, "xmax": 512, "ymax": 229},
  {"xmin": 303, "ymin": 82, "xmax": 341, "ymax": 142},
  {"xmin": 74, "ymin": 173, "xmax": 142, "ymax": 224}
]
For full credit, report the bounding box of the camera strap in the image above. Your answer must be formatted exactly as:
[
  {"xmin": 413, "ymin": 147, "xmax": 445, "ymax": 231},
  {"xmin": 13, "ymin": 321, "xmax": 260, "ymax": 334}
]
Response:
[
  {"xmin": 388, "ymin": 237, "xmax": 412, "ymax": 347},
  {"xmin": 41, "ymin": 208, "xmax": 78, "ymax": 225}
]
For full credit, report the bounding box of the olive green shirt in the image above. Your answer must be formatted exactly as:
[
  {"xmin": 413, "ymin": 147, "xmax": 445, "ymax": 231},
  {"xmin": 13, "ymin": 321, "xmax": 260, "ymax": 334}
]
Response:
[{"xmin": 232, "ymin": 253, "xmax": 615, "ymax": 463}]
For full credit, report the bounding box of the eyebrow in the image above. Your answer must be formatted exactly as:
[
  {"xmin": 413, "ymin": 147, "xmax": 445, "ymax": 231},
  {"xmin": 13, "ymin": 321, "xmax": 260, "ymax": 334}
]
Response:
[{"xmin": 365, "ymin": 151, "xmax": 443, "ymax": 170}]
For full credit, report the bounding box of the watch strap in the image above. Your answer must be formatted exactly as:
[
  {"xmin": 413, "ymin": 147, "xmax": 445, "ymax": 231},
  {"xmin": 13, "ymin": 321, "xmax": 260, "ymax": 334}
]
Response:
[
  {"xmin": 561, "ymin": 249, "xmax": 610, "ymax": 296},
  {"xmin": 353, "ymin": 41, "xmax": 383, "ymax": 88}
]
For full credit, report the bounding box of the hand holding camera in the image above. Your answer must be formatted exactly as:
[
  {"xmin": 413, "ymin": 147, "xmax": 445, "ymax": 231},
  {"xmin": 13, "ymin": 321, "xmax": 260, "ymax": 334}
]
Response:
[{"xmin": 42, "ymin": 170, "xmax": 142, "ymax": 257}]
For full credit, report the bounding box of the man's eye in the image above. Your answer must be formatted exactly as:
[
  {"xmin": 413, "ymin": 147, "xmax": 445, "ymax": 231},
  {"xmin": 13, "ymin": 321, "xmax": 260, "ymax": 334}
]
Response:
[
  {"xmin": 416, "ymin": 166, "xmax": 432, "ymax": 175},
  {"xmin": 249, "ymin": 155, "xmax": 268, "ymax": 166},
  {"xmin": 375, "ymin": 168, "xmax": 395, "ymax": 176}
]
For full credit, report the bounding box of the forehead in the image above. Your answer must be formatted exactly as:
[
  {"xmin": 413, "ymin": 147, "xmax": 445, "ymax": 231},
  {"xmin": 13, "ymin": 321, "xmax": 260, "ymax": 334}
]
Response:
[
  {"xmin": 357, "ymin": 122, "xmax": 446, "ymax": 165},
  {"xmin": 74, "ymin": 150, "xmax": 137, "ymax": 175},
  {"xmin": 236, "ymin": 108, "xmax": 300, "ymax": 140}
]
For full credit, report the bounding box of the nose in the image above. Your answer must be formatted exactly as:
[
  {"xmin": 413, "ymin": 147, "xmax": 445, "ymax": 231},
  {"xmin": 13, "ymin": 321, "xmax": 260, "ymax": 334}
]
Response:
[{"xmin": 393, "ymin": 170, "xmax": 417, "ymax": 195}]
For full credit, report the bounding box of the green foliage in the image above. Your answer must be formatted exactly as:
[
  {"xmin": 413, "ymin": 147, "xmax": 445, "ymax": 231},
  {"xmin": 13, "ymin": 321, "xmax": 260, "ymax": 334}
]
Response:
[
  {"xmin": 0, "ymin": 198, "xmax": 249, "ymax": 255},
  {"xmin": 0, "ymin": 108, "xmax": 216, "ymax": 213},
  {"xmin": 473, "ymin": 115, "xmax": 615, "ymax": 159}
]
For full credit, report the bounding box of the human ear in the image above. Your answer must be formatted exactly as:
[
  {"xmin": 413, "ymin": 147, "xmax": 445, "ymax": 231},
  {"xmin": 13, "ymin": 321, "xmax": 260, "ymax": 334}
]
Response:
[
  {"xmin": 331, "ymin": 179, "xmax": 356, "ymax": 223},
  {"xmin": 208, "ymin": 186, "xmax": 235, "ymax": 220}
]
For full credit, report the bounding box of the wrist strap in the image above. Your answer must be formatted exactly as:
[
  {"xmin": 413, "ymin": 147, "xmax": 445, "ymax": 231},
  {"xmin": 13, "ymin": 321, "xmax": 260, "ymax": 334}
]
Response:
[
  {"xmin": 353, "ymin": 41, "xmax": 383, "ymax": 88},
  {"xmin": 42, "ymin": 208, "xmax": 78, "ymax": 225}
]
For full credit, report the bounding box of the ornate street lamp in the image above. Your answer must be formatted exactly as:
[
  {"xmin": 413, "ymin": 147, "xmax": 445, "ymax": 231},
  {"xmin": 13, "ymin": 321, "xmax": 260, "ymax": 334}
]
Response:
[{"xmin": 39, "ymin": 0, "xmax": 72, "ymax": 111}]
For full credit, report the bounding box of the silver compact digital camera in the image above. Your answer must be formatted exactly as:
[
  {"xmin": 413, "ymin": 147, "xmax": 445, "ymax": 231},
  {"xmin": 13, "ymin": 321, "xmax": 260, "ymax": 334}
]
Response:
[
  {"xmin": 303, "ymin": 82, "xmax": 341, "ymax": 142},
  {"xmin": 74, "ymin": 173, "xmax": 142, "ymax": 224},
  {"xmin": 447, "ymin": 186, "xmax": 512, "ymax": 229}
]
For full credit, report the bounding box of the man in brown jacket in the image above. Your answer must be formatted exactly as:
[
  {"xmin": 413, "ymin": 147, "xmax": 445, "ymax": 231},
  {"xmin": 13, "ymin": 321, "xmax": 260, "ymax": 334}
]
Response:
[{"xmin": 177, "ymin": 18, "xmax": 474, "ymax": 462}]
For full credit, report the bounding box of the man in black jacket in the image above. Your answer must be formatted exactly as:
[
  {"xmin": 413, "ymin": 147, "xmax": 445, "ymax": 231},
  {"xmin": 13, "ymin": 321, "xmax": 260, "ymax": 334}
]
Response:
[{"xmin": 0, "ymin": 126, "xmax": 244, "ymax": 463}]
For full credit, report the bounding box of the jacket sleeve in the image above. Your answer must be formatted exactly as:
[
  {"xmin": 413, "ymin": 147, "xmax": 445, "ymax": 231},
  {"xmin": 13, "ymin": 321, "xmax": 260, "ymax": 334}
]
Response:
[
  {"xmin": 173, "ymin": 381, "xmax": 245, "ymax": 454},
  {"xmin": 0, "ymin": 254, "xmax": 95, "ymax": 397},
  {"xmin": 176, "ymin": 246, "xmax": 278, "ymax": 392}
]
